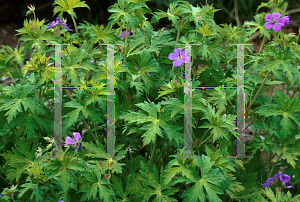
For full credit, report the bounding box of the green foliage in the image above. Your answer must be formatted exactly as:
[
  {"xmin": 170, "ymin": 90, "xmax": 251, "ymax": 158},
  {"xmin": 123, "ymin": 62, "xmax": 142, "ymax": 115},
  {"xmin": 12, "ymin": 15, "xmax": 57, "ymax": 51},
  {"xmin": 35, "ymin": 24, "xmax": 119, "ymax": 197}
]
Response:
[{"xmin": 1, "ymin": 0, "xmax": 300, "ymax": 201}]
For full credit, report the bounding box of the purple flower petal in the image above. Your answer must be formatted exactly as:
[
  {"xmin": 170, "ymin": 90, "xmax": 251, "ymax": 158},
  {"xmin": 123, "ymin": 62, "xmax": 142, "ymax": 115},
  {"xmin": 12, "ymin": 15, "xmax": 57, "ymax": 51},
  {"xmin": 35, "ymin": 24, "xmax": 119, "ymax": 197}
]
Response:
[
  {"xmin": 56, "ymin": 17, "xmax": 61, "ymax": 24},
  {"xmin": 284, "ymin": 182, "xmax": 294, "ymax": 188},
  {"xmin": 263, "ymin": 182, "xmax": 272, "ymax": 188},
  {"xmin": 168, "ymin": 53, "xmax": 179, "ymax": 60},
  {"xmin": 280, "ymin": 174, "xmax": 290, "ymax": 183},
  {"xmin": 276, "ymin": 18, "xmax": 285, "ymax": 26},
  {"xmin": 282, "ymin": 16, "xmax": 289, "ymax": 25},
  {"xmin": 72, "ymin": 145, "xmax": 76, "ymax": 151},
  {"xmin": 272, "ymin": 13, "xmax": 281, "ymax": 20},
  {"xmin": 119, "ymin": 34, "xmax": 124, "ymax": 38},
  {"xmin": 273, "ymin": 174, "xmax": 280, "ymax": 181},
  {"xmin": 173, "ymin": 60, "xmax": 182, "ymax": 67},
  {"xmin": 272, "ymin": 24, "xmax": 282, "ymax": 32},
  {"xmin": 182, "ymin": 49, "xmax": 189, "ymax": 55},
  {"xmin": 73, "ymin": 132, "xmax": 81, "ymax": 143},
  {"xmin": 264, "ymin": 22, "xmax": 273, "ymax": 30},
  {"xmin": 174, "ymin": 48, "xmax": 182, "ymax": 56},
  {"xmin": 65, "ymin": 136, "xmax": 75, "ymax": 145},
  {"xmin": 78, "ymin": 142, "xmax": 83, "ymax": 151},
  {"xmin": 265, "ymin": 14, "xmax": 273, "ymax": 22},
  {"xmin": 182, "ymin": 55, "xmax": 190, "ymax": 63}
]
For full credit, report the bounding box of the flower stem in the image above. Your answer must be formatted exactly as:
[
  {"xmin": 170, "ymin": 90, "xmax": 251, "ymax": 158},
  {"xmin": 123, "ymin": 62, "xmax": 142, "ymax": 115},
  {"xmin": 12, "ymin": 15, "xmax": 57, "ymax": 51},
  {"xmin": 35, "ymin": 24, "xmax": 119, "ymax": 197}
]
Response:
[
  {"xmin": 67, "ymin": 168, "xmax": 77, "ymax": 179},
  {"xmin": 259, "ymin": 36, "xmax": 266, "ymax": 53},
  {"xmin": 70, "ymin": 16, "xmax": 80, "ymax": 46},
  {"xmin": 269, "ymin": 153, "xmax": 282, "ymax": 178},
  {"xmin": 150, "ymin": 136, "xmax": 157, "ymax": 164},
  {"xmin": 201, "ymin": 132, "xmax": 214, "ymax": 145},
  {"xmin": 245, "ymin": 71, "xmax": 270, "ymax": 118}
]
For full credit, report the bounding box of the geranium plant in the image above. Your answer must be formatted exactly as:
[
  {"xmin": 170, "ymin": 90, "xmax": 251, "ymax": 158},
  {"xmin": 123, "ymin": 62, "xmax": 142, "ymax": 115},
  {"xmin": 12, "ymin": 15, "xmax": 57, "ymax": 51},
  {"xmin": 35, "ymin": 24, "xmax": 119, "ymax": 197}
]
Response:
[{"xmin": 0, "ymin": 0, "xmax": 300, "ymax": 201}]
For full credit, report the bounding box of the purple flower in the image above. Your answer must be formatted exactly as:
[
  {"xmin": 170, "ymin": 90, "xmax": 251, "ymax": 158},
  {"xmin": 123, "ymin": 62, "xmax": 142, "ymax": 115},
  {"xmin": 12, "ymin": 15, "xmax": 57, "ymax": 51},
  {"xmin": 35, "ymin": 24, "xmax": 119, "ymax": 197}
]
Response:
[
  {"xmin": 119, "ymin": 30, "xmax": 131, "ymax": 38},
  {"xmin": 46, "ymin": 17, "xmax": 71, "ymax": 31},
  {"xmin": 280, "ymin": 173, "xmax": 294, "ymax": 188},
  {"xmin": 168, "ymin": 48, "xmax": 190, "ymax": 67},
  {"xmin": 274, "ymin": 45, "xmax": 281, "ymax": 49},
  {"xmin": 90, "ymin": 58, "xmax": 94, "ymax": 63},
  {"xmin": 65, "ymin": 132, "xmax": 82, "ymax": 151},
  {"xmin": 264, "ymin": 13, "xmax": 285, "ymax": 32},
  {"xmin": 59, "ymin": 201, "xmax": 64, "ymax": 202},
  {"xmin": 263, "ymin": 172, "xmax": 294, "ymax": 189},
  {"xmin": 282, "ymin": 16, "xmax": 289, "ymax": 26}
]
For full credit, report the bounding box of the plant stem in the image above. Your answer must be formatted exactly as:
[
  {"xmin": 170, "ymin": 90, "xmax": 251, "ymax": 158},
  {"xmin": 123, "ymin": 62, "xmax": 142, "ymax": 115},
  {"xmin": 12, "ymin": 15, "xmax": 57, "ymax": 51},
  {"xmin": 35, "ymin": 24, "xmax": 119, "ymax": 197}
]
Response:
[
  {"xmin": 245, "ymin": 71, "xmax": 270, "ymax": 118},
  {"xmin": 201, "ymin": 132, "xmax": 213, "ymax": 145},
  {"xmin": 150, "ymin": 136, "xmax": 157, "ymax": 164},
  {"xmin": 259, "ymin": 36, "xmax": 266, "ymax": 53},
  {"xmin": 67, "ymin": 168, "xmax": 77, "ymax": 179},
  {"xmin": 267, "ymin": 151, "xmax": 270, "ymax": 179},
  {"xmin": 70, "ymin": 15, "xmax": 80, "ymax": 46},
  {"xmin": 199, "ymin": 129, "xmax": 211, "ymax": 142},
  {"xmin": 269, "ymin": 153, "xmax": 282, "ymax": 178}
]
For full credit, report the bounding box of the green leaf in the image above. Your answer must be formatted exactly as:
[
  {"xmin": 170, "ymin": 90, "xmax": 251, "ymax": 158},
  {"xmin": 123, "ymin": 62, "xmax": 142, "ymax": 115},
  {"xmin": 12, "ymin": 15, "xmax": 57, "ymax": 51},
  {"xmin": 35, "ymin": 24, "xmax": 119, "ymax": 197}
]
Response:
[
  {"xmin": 78, "ymin": 167, "xmax": 115, "ymax": 202},
  {"xmin": 0, "ymin": 84, "xmax": 46, "ymax": 124},
  {"xmin": 179, "ymin": 155, "xmax": 230, "ymax": 202},
  {"xmin": 107, "ymin": 0, "xmax": 143, "ymax": 30},
  {"xmin": 198, "ymin": 103, "xmax": 238, "ymax": 143},
  {"xmin": 256, "ymin": 89, "xmax": 300, "ymax": 140},
  {"xmin": 129, "ymin": 161, "xmax": 179, "ymax": 202},
  {"xmin": 19, "ymin": 24, "xmax": 58, "ymax": 50},
  {"xmin": 271, "ymin": 138, "xmax": 300, "ymax": 168},
  {"xmin": 0, "ymin": 141, "xmax": 36, "ymax": 181},
  {"xmin": 53, "ymin": 0, "xmax": 90, "ymax": 19},
  {"xmin": 88, "ymin": 24, "xmax": 117, "ymax": 44},
  {"xmin": 245, "ymin": 14, "xmax": 271, "ymax": 40},
  {"xmin": 30, "ymin": 184, "xmax": 44, "ymax": 202},
  {"xmin": 207, "ymin": 88, "xmax": 236, "ymax": 114},
  {"xmin": 119, "ymin": 101, "xmax": 183, "ymax": 146}
]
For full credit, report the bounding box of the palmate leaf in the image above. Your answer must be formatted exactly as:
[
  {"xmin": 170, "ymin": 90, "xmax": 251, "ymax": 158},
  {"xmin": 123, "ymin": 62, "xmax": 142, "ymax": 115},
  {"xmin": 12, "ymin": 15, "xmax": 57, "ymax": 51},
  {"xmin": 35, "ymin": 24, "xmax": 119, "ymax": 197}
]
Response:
[
  {"xmin": 0, "ymin": 141, "xmax": 36, "ymax": 181},
  {"xmin": 30, "ymin": 183, "xmax": 44, "ymax": 202},
  {"xmin": 7, "ymin": 113, "xmax": 52, "ymax": 140},
  {"xmin": 250, "ymin": 135, "xmax": 275, "ymax": 154},
  {"xmin": 272, "ymin": 138, "xmax": 300, "ymax": 169},
  {"xmin": 150, "ymin": 1, "xmax": 180, "ymax": 26},
  {"xmin": 245, "ymin": 14, "xmax": 271, "ymax": 40},
  {"xmin": 256, "ymin": 89, "xmax": 300, "ymax": 140},
  {"xmin": 197, "ymin": 37, "xmax": 224, "ymax": 65},
  {"xmin": 198, "ymin": 103, "xmax": 238, "ymax": 143},
  {"xmin": 19, "ymin": 24, "xmax": 58, "ymax": 50},
  {"xmin": 62, "ymin": 99, "xmax": 103, "ymax": 131},
  {"xmin": 207, "ymin": 88, "xmax": 236, "ymax": 114},
  {"xmin": 107, "ymin": 0, "xmax": 143, "ymax": 30},
  {"xmin": 162, "ymin": 151, "xmax": 195, "ymax": 186},
  {"xmin": 261, "ymin": 47, "xmax": 298, "ymax": 83},
  {"xmin": 128, "ymin": 161, "xmax": 178, "ymax": 202},
  {"xmin": 61, "ymin": 49, "xmax": 96, "ymax": 86},
  {"xmin": 128, "ymin": 49, "xmax": 161, "ymax": 89},
  {"xmin": 111, "ymin": 173, "xmax": 136, "ymax": 202},
  {"xmin": 15, "ymin": 18, "xmax": 47, "ymax": 35},
  {"xmin": 0, "ymin": 84, "xmax": 46, "ymax": 124},
  {"xmin": 156, "ymin": 76, "xmax": 181, "ymax": 99},
  {"xmin": 119, "ymin": 101, "xmax": 183, "ymax": 147},
  {"xmin": 88, "ymin": 24, "xmax": 117, "ymax": 44},
  {"xmin": 216, "ymin": 23, "xmax": 248, "ymax": 44},
  {"xmin": 178, "ymin": 155, "xmax": 231, "ymax": 202},
  {"xmin": 1, "ymin": 44, "xmax": 25, "ymax": 68},
  {"xmin": 78, "ymin": 167, "xmax": 115, "ymax": 202},
  {"xmin": 53, "ymin": 0, "xmax": 90, "ymax": 19},
  {"xmin": 92, "ymin": 58, "xmax": 125, "ymax": 87},
  {"xmin": 178, "ymin": 1, "xmax": 202, "ymax": 23}
]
